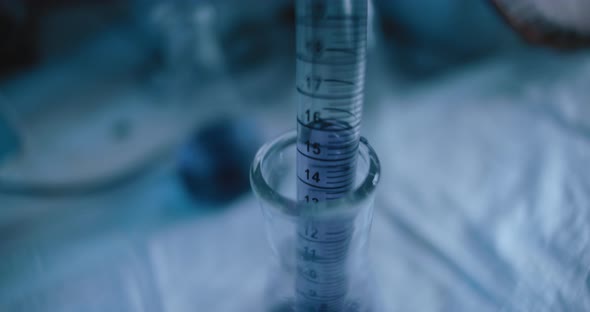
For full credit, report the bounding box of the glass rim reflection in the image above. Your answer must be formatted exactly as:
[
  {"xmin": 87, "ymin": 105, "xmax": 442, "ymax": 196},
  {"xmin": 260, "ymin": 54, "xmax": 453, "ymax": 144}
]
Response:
[{"xmin": 250, "ymin": 130, "xmax": 380, "ymax": 218}]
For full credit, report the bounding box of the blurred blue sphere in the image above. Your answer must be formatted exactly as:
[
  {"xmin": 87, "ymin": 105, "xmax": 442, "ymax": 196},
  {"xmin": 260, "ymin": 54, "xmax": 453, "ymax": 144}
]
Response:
[{"xmin": 177, "ymin": 118, "xmax": 262, "ymax": 204}]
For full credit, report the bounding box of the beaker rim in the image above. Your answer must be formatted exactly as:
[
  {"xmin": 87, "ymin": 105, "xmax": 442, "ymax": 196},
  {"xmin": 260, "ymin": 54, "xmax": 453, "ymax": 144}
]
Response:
[{"xmin": 250, "ymin": 130, "xmax": 380, "ymax": 217}]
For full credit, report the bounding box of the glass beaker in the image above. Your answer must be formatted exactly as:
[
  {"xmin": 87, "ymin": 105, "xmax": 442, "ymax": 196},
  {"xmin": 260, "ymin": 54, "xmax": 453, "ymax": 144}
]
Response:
[{"xmin": 250, "ymin": 130, "xmax": 381, "ymax": 312}]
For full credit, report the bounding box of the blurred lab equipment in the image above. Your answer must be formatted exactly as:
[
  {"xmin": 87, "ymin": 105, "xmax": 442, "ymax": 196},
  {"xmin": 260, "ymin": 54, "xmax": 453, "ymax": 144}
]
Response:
[
  {"xmin": 373, "ymin": 0, "xmax": 518, "ymax": 77},
  {"xmin": 136, "ymin": 0, "xmax": 224, "ymax": 97},
  {"xmin": 137, "ymin": 0, "xmax": 293, "ymax": 80},
  {"xmin": 251, "ymin": 131, "xmax": 381, "ymax": 312},
  {"xmin": 178, "ymin": 118, "xmax": 263, "ymax": 204},
  {"xmin": 132, "ymin": 0, "xmax": 297, "ymax": 113},
  {"xmin": 491, "ymin": 0, "xmax": 590, "ymax": 48}
]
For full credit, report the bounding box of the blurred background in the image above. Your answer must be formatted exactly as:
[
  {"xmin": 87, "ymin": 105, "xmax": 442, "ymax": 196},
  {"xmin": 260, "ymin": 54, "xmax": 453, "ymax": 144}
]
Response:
[{"xmin": 0, "ymin": 0, "xmax": 589, "ymax": 311}]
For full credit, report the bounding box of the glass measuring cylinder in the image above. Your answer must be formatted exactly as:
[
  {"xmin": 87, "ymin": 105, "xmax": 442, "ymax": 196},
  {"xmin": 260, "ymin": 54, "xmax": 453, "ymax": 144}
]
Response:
[
  {"xmin": 250, "ymin": 130, "xmax": 380, "ymax": 312},
  {"xmin": 295, "ymin": 0, "xmax": 367, "ymax": 310}
]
